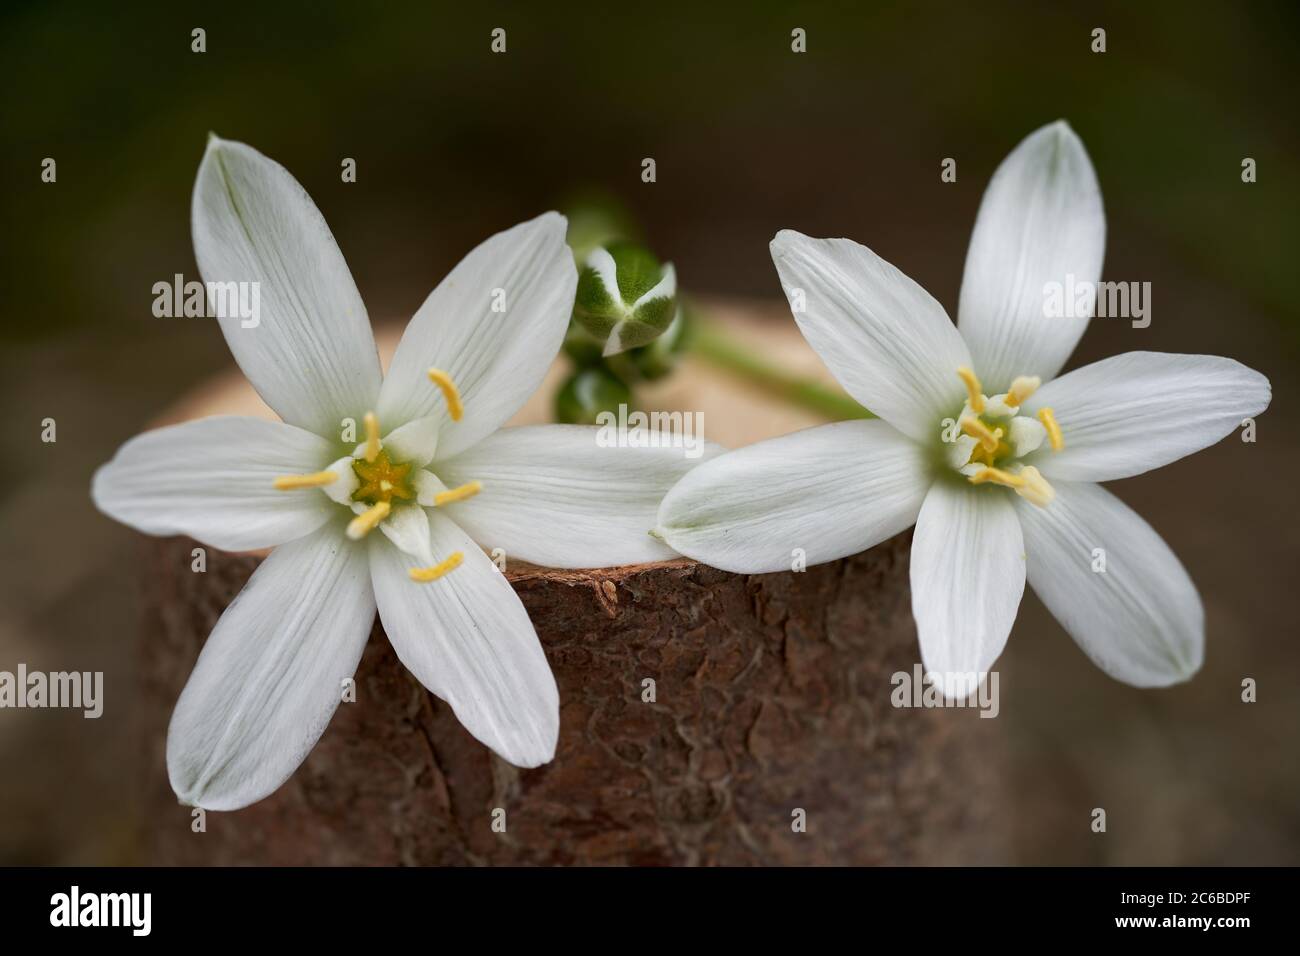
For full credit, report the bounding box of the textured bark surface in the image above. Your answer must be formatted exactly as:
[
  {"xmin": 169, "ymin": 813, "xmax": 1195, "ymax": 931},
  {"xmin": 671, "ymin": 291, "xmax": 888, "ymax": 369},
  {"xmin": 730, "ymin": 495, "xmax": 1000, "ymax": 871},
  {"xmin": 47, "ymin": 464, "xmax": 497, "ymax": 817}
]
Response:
[{"xmin": 140, "ymin": 532, "xmax": 1009, "ymax": 866}]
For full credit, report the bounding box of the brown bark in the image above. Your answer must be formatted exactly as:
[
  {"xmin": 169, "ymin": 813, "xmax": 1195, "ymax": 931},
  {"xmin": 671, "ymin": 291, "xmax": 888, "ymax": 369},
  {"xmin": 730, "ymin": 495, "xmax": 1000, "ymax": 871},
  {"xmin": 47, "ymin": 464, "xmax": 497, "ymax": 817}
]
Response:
[{"xmin": 140, "ymin": 533, "xmax": 1008, "ymax": 865}]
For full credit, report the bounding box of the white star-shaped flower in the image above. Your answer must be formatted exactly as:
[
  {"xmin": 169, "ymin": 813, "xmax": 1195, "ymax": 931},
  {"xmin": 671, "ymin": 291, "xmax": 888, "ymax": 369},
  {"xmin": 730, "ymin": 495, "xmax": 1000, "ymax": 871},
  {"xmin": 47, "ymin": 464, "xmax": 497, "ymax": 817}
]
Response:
[
  {"xmin": 657, "ymin": 121, "xmax": 1271, "ymax": 696},
  {"xmin": 93, "ymin": 137, "xmax": 709, "ymax": 809}
]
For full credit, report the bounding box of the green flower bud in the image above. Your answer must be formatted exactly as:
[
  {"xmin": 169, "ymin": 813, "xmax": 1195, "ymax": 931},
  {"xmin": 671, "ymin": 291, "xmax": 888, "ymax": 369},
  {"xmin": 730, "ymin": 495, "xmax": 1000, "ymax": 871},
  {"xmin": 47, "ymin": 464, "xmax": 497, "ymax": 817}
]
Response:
[
  {"xmin": 554, "ymin": 366, "xmax": 633, "ymax": 424},
  {"xmin": 573, "ymin": 241, "xmax": 678, "ymax": 357},
  {"xmin": 561, "ymin": 320, "xmax": 605, "ymax": 368},
  {"xmin": 627, "ymin": 307, "xmax": 688, "ymax": 381}
]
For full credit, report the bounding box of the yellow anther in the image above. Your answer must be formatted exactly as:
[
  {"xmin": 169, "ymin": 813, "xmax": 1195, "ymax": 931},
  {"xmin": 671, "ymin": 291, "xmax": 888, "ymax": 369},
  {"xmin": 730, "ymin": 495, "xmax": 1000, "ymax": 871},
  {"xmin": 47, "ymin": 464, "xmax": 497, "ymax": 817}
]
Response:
[
  {"xmin": 434, "ymin": 480, "xmax": 482, "ymax": 507},
  {"xmin": 346, "ymin": 501, "xmax": 390, "ymax": 540},
  {"xmin": 1004, "ymin": 375, "xmax": 1042, "ymax": 408},
  {"xmin": 273, "ymin": 470, "xmax": 337, "ymax": 490},
  {"xmin": 1037, "ymin": 407, "xmax": 1064, "ymax": 451},
  {"xmin": 363, "ymin": 411, "xmax": 381, "ymax": 463},
  {"xmin": 1014, "ymin": 465, "xmax": 1055, "ymax": 508},
  {"xmin": 968, "ymin": 466, "xmax": 1026, "ymax": 489},
  {"xmin": 960, "ymin": 416, "xmax": 1001, "ymax": 454},
  {"xmin": 427, "ymin": 368, "xmax": 464, "ymax": 422},
  {"xmin": 956, "ymin": 366, "xmax": 986, "ymax": 414},
  {"xmin": 409, "ymin": 551, "xmax": 464, "ymax": 583}
]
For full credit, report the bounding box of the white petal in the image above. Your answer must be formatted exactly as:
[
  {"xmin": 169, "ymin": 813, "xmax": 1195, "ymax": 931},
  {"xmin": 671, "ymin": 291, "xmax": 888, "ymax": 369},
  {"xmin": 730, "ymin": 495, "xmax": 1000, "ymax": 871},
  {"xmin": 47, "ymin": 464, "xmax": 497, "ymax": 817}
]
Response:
[
  {"xmin": 957, "ymin": 121, "xmax": 1105, "ymax": 390},
  {"xmin": 770, "ymin": 230, "xmax": 971, "ymax": 442},
  {"xmin": 945, "ymin": 433, "xmax": 979, "ymax": 470},
  {"xmin": 983, "ymin": 394, "xmax": 1018, "ymax": 419},
  {"xmin": 436, "ymin": 424, "xmax": 719, "ymax": 568},
  {"xmin": 380, "ymin": 415, "xmax": 439, "ymax": 467},
  {"xmin": 1023, "ymin": 351, "xmax": 1271, "ymax": 482},
  {"xmin": 378, "ymin": 504, "xmax": 434, "ymax": 565},
  {"xmin": 92, "ymin": 416, "xmax": 337, "ymax": 551},
  {"xmin": 370, "ymin": 512, "xmax": 559, "ymax": 767},
  {"xmin": 1016, "ymin": 481, "xmax": 1203, "ymax": 686},
  {"xmin": 1006, "ymin": 415, "xmax": 1046, "ymax": 457},
  {"xmin": 377, "ymin": 213, "xmax": 577, "ymax": 459},
  {"xmin": 192, "ymin": 136, "xmax": 381, "ymax": 436},
  {"xmin": 413, "ymin": 468, "xmax": 449, "ymax": 505},
  {"xmin": 166, "ymin": 525, "xmax": 374, "ymax": 810},
  {"xmin": 320, "ymin": 455, "xmax": 360, "ymax": 506},
  {"xmin": 657, "ymin": 420, "xmax": 930, "ymax": 574},
  {"xmin": 910, "ymin": 482, "xmax": 1025, "ymax": 698}
]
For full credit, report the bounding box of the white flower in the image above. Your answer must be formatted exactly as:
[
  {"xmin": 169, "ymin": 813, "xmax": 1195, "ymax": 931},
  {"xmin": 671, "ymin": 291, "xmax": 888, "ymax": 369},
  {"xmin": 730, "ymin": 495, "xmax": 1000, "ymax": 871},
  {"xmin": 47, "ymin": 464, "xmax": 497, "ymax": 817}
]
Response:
[
  {"xmin": 656, "ymin": 121, "xmax": 1271, "ymax": 696},
  {"xmin": 93, "ymin": 137, "xmax": 708, "ymax": 810}
]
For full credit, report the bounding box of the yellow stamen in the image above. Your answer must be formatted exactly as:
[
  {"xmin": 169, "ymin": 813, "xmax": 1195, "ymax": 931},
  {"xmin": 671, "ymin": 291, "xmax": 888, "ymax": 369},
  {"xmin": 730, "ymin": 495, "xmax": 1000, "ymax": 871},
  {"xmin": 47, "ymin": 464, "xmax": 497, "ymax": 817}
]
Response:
[
  {"xmin": 1037, "ymin": 407, "xmax": 1064, "ymax": 451},
  {"xmin": 434, "ymin": 480, "xmax": 482, "ymax": 507},
  {"xmin": 968, "ymin": 434, "xmax": 1009, "ymax": 467},
  {"xmin": 409, "ymin": 551, "xmax": 464, "ymax": 583},
  {"xmin": 363, "ymin": 411, "xmax": 381, "ymax": 463},
  {"xmin": 427, "ymin": 368, "xmax": 464, "ymax": 422},
  {"xmin": 1014, "ymin": 465, "xmax": 1055, "ymax": 508},
  {"xmin": 956, "ymin": 366, "xmax": 985, "ymax": 414},
  {"xmin": 346, "ymin": 501, "xmax": 390, "ymax": 540},
  {"xmin": 1004, "ymin": 375, "xmax": 1041, "ymax": 408},
  {"xmin": 960, "ymin": 416, "xmax": 1001, "ymax": 454},
  {"xmin": 968, "ymin": 466, "xmax": 1026, "ymax": 489},
  {"xmin": 273, "ymin": 470, "xmax": 337, "ymax": 490}
]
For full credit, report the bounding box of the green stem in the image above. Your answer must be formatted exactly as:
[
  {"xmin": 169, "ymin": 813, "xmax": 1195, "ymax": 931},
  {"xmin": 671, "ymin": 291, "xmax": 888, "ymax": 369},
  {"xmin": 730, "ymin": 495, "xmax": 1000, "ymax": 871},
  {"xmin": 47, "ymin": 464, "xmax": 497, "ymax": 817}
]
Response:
[{"xmin": 688, "ymin": 318, "xmax": 873, "ymax": 421}]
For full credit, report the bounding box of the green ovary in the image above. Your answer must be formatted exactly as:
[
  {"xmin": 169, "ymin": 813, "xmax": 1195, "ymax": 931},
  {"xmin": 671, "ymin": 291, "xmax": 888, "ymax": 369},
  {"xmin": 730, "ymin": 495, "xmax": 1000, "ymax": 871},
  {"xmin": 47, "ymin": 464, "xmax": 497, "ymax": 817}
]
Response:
[{"xmin": 351, "ymin": 449, "xmax": 416, "ymax": 506}]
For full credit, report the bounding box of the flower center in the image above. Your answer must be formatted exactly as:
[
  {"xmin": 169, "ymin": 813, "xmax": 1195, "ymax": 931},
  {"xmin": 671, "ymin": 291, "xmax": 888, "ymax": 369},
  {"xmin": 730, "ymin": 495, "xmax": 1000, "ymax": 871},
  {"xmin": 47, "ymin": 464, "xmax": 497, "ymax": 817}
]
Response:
[
  {"xmin": 947, "ymin": 366, "xmax": 1064, "ymax": 508},
  {"xmin": 351, "ymin": 448, "xmax": 416, "ymax": 506},
  {"xmin": 270, "ymin": 368, "xmax": 480, "ymax": 583}
]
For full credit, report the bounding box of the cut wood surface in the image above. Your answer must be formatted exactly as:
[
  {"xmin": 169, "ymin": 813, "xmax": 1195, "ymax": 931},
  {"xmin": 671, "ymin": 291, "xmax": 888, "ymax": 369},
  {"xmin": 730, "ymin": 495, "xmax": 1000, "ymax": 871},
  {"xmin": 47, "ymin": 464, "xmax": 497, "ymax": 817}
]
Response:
[{"xmin": 140, "ymin": 300, "xmax": 1009, "ymax": 865}]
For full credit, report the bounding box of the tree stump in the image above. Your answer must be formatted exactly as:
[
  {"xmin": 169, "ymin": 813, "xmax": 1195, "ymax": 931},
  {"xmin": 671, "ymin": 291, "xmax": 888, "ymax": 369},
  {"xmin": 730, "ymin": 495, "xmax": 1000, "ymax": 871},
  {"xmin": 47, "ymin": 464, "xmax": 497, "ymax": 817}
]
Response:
[{"xmin": 137, "ymin": 301, "xmax": 1009, "ymax": 865}]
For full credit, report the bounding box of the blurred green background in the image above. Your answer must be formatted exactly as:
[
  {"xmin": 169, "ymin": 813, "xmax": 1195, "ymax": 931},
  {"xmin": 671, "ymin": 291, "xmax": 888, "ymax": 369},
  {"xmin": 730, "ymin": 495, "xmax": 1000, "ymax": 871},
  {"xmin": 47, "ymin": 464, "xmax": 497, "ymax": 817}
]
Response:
[{"xmin": 1, "ymin": 0, "xmax": 1297, "ymax": 864}]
